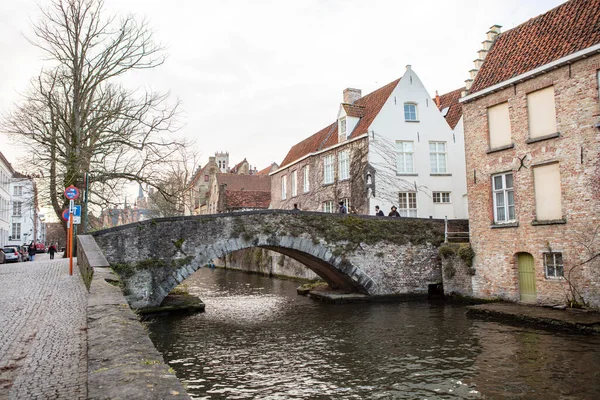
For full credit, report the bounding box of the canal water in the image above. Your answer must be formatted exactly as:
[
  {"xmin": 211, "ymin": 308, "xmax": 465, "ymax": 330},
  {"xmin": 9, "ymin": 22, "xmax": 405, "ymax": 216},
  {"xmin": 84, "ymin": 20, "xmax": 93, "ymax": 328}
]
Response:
[{"xmin": 146, "ymin": 268, "xmax": 600, "ymax": 399}]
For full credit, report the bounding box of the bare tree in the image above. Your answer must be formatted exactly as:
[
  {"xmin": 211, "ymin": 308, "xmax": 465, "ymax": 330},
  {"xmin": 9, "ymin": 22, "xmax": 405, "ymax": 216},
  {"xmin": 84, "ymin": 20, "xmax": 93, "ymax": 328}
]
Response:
[{"xmin": 2, "ymin": 0, "xmax": 184, "ymax": 234}]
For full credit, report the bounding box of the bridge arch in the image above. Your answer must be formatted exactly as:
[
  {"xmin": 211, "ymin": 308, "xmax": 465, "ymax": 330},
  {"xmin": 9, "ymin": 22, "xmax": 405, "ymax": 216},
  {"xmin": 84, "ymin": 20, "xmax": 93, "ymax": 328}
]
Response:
[{"xmin": 91, "ymin": 210, "xmax": 455, "ymax": 309}]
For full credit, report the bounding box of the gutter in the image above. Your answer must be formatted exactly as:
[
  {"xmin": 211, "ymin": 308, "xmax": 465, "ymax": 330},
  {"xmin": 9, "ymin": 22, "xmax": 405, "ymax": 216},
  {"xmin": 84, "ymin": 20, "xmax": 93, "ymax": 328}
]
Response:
[
  {"xmin": 460, "ymin": 43, "xmax": 600, "ymax": 103},
  {"xmin": 269, "ymin": 133, "xmax": 369, "ymax": 176}
]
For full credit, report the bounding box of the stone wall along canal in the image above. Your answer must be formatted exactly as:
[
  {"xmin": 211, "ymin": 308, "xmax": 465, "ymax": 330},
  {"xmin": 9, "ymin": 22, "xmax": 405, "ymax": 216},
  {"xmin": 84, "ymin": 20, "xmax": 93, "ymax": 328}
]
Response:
[{"xmin": 146, "ymin": 268, "xmax": 600, "ymax": 399}]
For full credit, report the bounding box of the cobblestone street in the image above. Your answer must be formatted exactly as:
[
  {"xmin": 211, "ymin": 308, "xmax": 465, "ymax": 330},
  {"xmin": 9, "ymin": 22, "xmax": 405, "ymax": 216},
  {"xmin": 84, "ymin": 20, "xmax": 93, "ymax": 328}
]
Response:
[{"xmin": 0, "ymin": 255, "xmax": 87, "ymax": 399}]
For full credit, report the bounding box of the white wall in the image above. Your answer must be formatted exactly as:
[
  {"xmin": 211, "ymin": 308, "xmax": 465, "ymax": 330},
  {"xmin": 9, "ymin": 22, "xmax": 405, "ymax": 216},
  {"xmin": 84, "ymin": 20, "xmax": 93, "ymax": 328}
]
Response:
[
  {"xmin": 0, "ymin": 162, "xmax": 12, "ymax": 247},
  {"xmin": 367, "ymin": 66, "xmax": 468, "ymax": 219}
]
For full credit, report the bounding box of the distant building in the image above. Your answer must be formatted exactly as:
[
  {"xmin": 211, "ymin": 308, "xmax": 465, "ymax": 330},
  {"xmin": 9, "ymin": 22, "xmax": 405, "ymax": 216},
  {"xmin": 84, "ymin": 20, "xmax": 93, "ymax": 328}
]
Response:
[
  {"xmin": 186, "ymin": 151, "xmax": 272, "ymax": 215},
  {"xmin": 270, "ymin": 66, "xmax": 467, "ymax": 218},
  {"xmin": 460, "ymin": 0, "xmax": 600, "ymax": 307},
  {"xmin": 8, "ymin": 172, "xmax": 41, "ymax": 246},
  {"xmin": 207, "ymin": 173, "xmax": 271, "ymax": 213}
]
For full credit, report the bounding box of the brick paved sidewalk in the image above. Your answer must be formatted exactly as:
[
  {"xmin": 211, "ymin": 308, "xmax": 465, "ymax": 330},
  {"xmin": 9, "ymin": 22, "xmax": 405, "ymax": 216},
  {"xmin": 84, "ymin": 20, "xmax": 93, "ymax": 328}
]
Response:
[{"xmin": 0, "ymin": 258, "xmax": 87, "ymax": 399}]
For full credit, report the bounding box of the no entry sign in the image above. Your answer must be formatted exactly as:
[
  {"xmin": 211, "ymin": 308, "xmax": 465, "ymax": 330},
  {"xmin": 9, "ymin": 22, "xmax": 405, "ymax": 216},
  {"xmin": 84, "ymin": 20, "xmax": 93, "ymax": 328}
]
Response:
[{"xmin": 64, "ymin": 185, "xmax": 80, "ymax": 200}]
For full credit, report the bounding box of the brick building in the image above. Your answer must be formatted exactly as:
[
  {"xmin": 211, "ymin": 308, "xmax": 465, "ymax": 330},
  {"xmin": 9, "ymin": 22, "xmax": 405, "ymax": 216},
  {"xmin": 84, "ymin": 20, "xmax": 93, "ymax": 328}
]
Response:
[
  {"xmin": 207, "ymin": 173, "xmax": 271, "ymax": 213},
  {"xmin": 271, "ymin": 67, "xmax": 467, "ymax": 218},
  {"xmin": 460, "ymin": 0, "xmax": 600, "ymax": 307}
]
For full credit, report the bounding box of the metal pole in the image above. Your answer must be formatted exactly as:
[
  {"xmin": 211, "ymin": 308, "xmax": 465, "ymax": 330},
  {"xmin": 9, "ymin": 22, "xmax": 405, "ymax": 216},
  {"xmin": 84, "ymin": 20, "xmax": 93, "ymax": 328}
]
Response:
[
  {"xmin": 444, "ymin": 216, "xmax": 448, "ymax": 243},
  {"xmin": 83, "ymin": 172, "xmax": 89, "ymax": 233}
]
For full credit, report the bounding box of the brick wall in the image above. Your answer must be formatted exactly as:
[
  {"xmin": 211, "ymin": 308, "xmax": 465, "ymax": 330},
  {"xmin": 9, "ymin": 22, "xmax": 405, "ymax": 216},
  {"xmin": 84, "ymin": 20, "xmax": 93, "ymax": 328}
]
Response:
[
  {"xmin": 463, "ymin": 54, "xmax": 600, "ymax": 308},
  {"xmin": 271, "ymin": 138, "xmax": 369, "ymax": 213}
]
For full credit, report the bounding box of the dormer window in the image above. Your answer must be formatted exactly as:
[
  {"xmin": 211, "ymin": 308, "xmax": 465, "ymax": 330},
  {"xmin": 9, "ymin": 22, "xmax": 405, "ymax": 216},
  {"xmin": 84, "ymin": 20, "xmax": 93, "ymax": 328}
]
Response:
[{"xmin": 404, "ymin": 103, "xmax": 418, "ymax": 121}]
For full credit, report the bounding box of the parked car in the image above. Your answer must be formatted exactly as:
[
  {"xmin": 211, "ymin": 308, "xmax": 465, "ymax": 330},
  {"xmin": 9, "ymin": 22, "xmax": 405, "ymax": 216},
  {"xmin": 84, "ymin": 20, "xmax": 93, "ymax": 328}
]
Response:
[
  {"xmin": 20, "ymin": 246, "xmax": 30, "ymax": 262},
  {"xmin": 0, "ymin": 248, "xmax": 5, "ymax": 264},
  {"xmin": 36, "ymin": 243, "xmax": 47, "ymax": 254},
  {"xmin": 3, "ymin": 247, "xmax": 22, "ymax": 263}
]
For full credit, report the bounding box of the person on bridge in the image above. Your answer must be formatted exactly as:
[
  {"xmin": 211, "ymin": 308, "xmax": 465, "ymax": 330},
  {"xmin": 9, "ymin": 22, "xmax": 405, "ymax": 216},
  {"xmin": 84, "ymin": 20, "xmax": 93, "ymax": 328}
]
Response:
[
  {"xmin": 388, "ymin": 206, "xmax": 400, "ymax": 217},
  {"xmin": 338, "ymin": 201, "xmax": 348, "ymax": 214},
  {"xmin": 374, "ymin": 206, "xmax": 384, "ymax": 216},
  {"xmin": 28, "ymin": 242, "xmax": 36, "ymax": 262}
]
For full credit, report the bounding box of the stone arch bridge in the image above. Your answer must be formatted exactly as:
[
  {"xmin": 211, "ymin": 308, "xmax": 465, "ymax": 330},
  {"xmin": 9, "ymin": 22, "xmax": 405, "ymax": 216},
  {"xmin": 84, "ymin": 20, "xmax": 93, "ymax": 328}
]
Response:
[{"xmin": 90, "ymin": 210, "xmax": 467, "ymax": 309}]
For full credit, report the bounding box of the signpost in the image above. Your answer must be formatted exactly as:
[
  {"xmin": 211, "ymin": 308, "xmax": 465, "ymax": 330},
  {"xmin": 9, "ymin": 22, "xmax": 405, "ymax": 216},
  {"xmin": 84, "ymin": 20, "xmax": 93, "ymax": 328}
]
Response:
[{"xmin": 64, "ymin": 186, "xmax": 80, "ymax": 276}]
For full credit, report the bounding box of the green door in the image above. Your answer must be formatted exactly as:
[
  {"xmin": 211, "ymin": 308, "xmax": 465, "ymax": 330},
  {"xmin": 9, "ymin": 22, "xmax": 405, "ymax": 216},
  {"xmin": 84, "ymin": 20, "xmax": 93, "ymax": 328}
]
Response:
[{"xmin": 518, "ymin": 253, "xmax": 536, "ymax": 303}]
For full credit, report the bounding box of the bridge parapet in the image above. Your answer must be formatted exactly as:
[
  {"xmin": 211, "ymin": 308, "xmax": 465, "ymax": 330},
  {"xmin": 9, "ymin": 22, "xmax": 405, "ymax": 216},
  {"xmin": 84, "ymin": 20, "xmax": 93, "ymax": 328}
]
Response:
[{"xmin": 91, "ymin": 210, "xmax": 467, "ymax": 309}]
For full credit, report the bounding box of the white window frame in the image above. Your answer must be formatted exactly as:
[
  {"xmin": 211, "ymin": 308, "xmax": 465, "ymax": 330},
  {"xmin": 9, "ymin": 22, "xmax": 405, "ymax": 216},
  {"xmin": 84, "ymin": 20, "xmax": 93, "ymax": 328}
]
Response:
[
  {"xmin": 323, "ymin": 200, "xmax": 334, "ymax": 213},
  {"xmin": 12, "ymin": 201, "xmax": 22, "ymax": 216},
  {"xmin": 303, "ymin": 165, "xmax": 310, "ymax": 193},
  {"xmin": 492, "ymin": 172, "xmax": 515, "ymax": 223},
  {"xmin": 11, "ymin": 222, "xmax": 20, "ymax": 240},
  {"xmin": 544, "ymin": 252, "xmax": 564, "ymax": 278},
  {"xmin": 399, "ymin": 192, "xmax": 417, "ymax": 217},
  {"xmin": 291, "ymin": 170, "xmax": 297, "ymax": 197},
  {"xmin": 433, "ymin": 192, "xmax": 451, "ymax": 204},
  {"xmin": 429, "ymin": 141, "xmax": 447, "ymax": 173},
  {"xmin": 404, "ymin": 103, "xmax": 418, "ymax": 121},
  {"xmin": 281, "ymin": 175, "xmax": 287, "ymax": 200},
  {"xmin": 338, "ymin": 150, "xmax": 350, "ymax": 181},
  {"xmin": 339, "ymin": 117, "xmax": 347, "ymax": 137},
  {"xmin": 396, "ymin": 141, "xmax": 414, "ymax": 173},
  {"xmin": 323, "ymin": 155, "xmax": 334, "ymax": 184},
  {"xmin": 13, "ymin": 186, "xmax": 22, "ymax": 196}
]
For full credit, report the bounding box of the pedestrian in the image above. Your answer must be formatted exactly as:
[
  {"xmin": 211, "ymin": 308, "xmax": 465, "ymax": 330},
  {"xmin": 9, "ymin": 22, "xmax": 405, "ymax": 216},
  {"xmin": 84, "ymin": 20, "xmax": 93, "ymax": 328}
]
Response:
[
  {"xmin": 388, "ymin": 206, "xmax": 400, "ymax": 217},
  {"xmin": 375, "ymin": 205, "xmax": 384, "ymax": 216},
  {"xmin": 292, "ymin": 203, "xmax": 300, "ymax": 211},
  {"xmin": 28, "ymin": 242, "xmax": 36, "ymax": 262},
  {"xmin": 48, "ymin": 244, "xmax": 56, "ymax": 260},
  {"xmin": 338, "ymin": 201, "xmax": 348, "ymax": 214}
]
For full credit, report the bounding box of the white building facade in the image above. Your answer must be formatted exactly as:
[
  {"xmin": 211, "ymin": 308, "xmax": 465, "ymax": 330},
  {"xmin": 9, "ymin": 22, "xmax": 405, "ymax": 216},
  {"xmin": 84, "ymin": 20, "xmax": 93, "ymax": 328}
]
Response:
[
  {"xmin": 359, "ymin": 66, "xmax": 467, "ymax": 218},
  {"xmin": 0, "ymin": 153, "xmax": 15, "ymax": 247},
  {"xmin": 8, "ymin": 175, "xmax": 40, "ymax": 247}
]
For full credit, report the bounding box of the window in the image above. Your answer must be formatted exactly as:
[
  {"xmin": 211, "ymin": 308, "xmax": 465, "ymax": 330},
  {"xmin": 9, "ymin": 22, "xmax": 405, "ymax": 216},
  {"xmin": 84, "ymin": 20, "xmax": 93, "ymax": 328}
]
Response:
[
  {"xmin": 433, "ymin": 192, "xmax": 451, "ymax": 204},
  {"xmin": 291, "ymin": 170, "xmax": 297, "ymax": 197},
  {"xmin": 12, "ymin": 201, "xmax": 22, "ymax": 216},
  {"xmin": 544, "ymin": 252, "xmax": 564, "ymax": 278},
  {"xmin": 339, "ymin": 150, "xmax": 350, "ymax": 180},
  {"xmin": 492, "ymin": 172, "xmax": 515, "ymax": 223},
  {"xmin": 404, "ymin": 103, "xmax": 418, "ymax": 121},
  {"xmin": 303, "ymin": 166, "xmax": 310, "ymax": 193},
  {"xmin": 323, "ymin": 201, "xmax": 335, "ymax": 213},
  {"xmin": 323, "ymin": 155, "xmax": 334, "ymax": 184},
  {"xmin": 340, "ymin": 198, "xmax": 350, "ymax": 212},
  {"xmin": 204, "ymin": 175, "xmax": 209, "ymax": 182},
  {"xmin": 339, "ymin": 118, "xmax": 346, "ymax": 137},
  {"xmin": 281, "ymin": 175, "xmax": 287, "ymax": 200},
  {"xmin": 399, "ymin": 192, "xmax": 417, "ymax": 217},
  {"xmin": 597, "ymin": 70, "xmax": 600, "ymax": 101},
  {"xmin": 13, "ymin": 186, "xmax": 22, "ymax": 196},
  {"xmin": 488, "ymin": 102, "xmax": 512, "ymax": 149},
  {"xmin": 533, "ymin": 163, "xmax": 562, "ymax": 221},
  {"xmin": 527, "ymin": 86, "xmax": 557, "ymax": 139},
  {"xmin": 396, "ymin": 141, "xmax": 414, "ymax": 173},
  {"xmin": 429, "ymin": 142, "xmax": 447, "ymax": 173},
  {"xmin": 11, "ymin": 223, "xmax": 20, "ymax": 240}
]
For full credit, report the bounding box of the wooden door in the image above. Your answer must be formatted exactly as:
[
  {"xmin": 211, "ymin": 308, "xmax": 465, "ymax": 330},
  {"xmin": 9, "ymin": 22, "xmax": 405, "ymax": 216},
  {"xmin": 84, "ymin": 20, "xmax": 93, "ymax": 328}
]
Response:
[{"xmin": 518, "ymin": 253, "xmax": 536, "ymax": 303}]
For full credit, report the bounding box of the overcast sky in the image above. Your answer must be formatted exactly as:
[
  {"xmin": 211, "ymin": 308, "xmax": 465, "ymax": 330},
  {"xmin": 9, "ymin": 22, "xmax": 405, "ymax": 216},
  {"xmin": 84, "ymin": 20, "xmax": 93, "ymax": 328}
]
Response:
[{"xmin": 0, "ymin": 0, "xmax": 565, "ymax": 175}]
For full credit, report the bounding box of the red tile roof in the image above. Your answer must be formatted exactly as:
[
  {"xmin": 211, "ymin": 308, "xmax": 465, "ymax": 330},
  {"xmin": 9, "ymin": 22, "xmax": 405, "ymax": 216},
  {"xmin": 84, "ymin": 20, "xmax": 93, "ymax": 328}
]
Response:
[
  {"xmin": 215, "ymin": 173, "xmax": 271, "ymax": 192},
  {"xmin": 437, "ymin": 88, "xmax": 464, "ymax": 130},
  {"xmin": 342, "ymin": 103, "xmax": 366, "ymax": 118},
  {"xmin": 471, "ymin": 0, "xmax": 600, "ymax": 93},
  {"xmin": 224, "ymin": 190, "xmax": 271, "ymax": 210},
  {"xmin": 257, "ymin": 163, "xmax": 279, "ymax": 175},
  {"xmin": 279, "ymin": 79, "xmax": 400, "ymax": 167},
  {"xmin": 230, "ymin": 158, "xmax": 248, "ymax": 174}
]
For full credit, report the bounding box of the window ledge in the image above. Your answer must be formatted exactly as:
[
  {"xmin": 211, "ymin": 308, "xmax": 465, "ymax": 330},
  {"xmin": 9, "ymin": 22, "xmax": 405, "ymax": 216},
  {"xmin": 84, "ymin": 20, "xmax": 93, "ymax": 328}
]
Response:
[
  {"xmin": 405, "ymin": 120, "xmax": 420, "ymax": 123},
  {"xmin": 526, "ymin": 132, "xmax": 560, "ymax": 144},
  {"xmin": 491, "ymin": 222, "xmax": 519, "ymax": 229},
  {"xmin": 322, "ymin": 183, "xmax": 334, "ymax": 187},
  {"xmin": 397, "ymin": 173, "xmax": 418, "ymax": 176},
  {"xmin": 544, "ymin": 277, "xmax": 565, "ymax": 281},
  {"xmin": 430, "ymin": 173, "xmax": 452, "ymax": 176},
  {"xmin": 532, "ymin": 219, "xmax": 566, "ymax": 226},
  {"xmin": 486, "ymin": 143, "xmax": 515, "ymax": 154}
]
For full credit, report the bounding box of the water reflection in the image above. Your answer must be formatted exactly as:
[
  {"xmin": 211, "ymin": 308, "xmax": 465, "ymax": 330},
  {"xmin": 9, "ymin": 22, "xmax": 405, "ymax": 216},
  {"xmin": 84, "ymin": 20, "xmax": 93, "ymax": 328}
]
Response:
[{"xmin": 147, "ymin": 268, "xmax": 600, "ymax": 399}]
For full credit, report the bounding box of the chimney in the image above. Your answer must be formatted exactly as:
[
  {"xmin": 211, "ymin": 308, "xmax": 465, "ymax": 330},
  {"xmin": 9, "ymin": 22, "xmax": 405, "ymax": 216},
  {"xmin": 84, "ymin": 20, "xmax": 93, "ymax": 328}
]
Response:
[
  {"xmin": 434, "ymin": 91, "xmax": 441, "ymax": 108},
  {"xmin": 343, "ymin": 88, "xmax": 362, "ymax": 104}
]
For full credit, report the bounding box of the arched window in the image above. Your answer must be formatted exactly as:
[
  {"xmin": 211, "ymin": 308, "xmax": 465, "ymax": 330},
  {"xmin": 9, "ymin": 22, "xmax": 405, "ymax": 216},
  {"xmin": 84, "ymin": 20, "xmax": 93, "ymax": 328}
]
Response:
[{"xmin": 404, "ymin": 103, "xmax": 418, "ymax": 121}]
